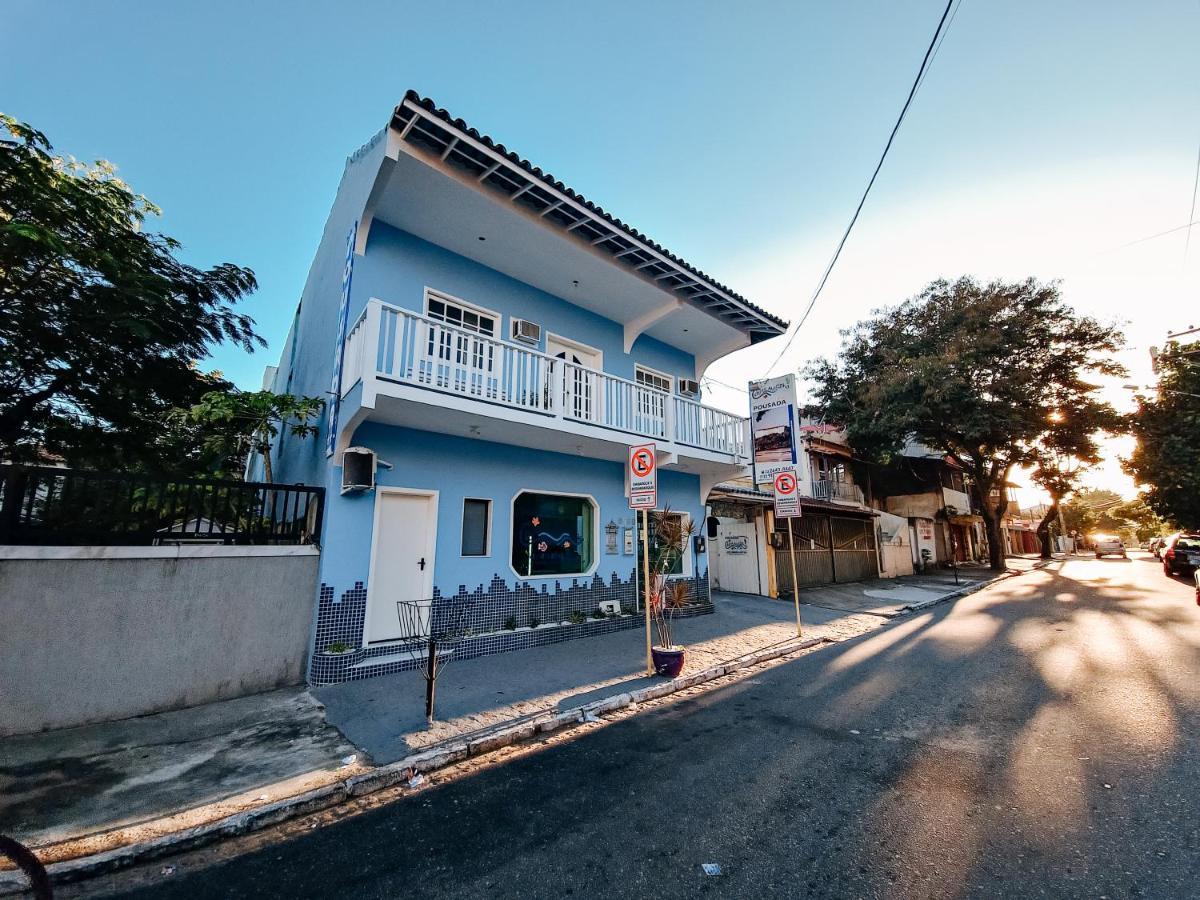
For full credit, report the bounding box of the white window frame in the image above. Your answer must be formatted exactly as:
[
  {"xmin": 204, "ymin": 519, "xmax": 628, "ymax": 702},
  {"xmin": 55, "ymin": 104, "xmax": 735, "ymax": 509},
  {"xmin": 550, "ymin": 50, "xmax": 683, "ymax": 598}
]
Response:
[
  {"xmin": 460, "ymin": 497, "xmax": 493, "ymax": 558},
  {"xmin": 507, "ymin": 488, "xmax": 599, "ymax": 581},
  {"xmin": 634, "ymin": 364, "xmax": 673, "ymax": 394},
  {"xmin": 423, "ymin": 287, "xmax": 500, "ymax": 336}
]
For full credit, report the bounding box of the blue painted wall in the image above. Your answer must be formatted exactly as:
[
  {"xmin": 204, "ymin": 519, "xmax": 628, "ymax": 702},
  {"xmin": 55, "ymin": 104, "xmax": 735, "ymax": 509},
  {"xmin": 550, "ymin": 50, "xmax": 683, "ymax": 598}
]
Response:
[
  {"xmin": 254, "ymin": 131, "xmax": 389, "ymax": 488},
  {"xmin": 353, "ymin": 222, "xmax": 697, "ymax": 386},
  {"xmin": 319, "ymin": 422, "xmax": 705, "ymax": 602}
]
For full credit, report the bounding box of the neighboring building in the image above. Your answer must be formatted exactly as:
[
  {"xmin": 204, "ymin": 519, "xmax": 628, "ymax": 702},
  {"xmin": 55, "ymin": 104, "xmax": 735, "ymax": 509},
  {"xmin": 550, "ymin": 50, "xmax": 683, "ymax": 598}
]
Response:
[
  {"xmin": 258, "ymin": 92, "xmax": 787, "ymax": 683},
  {"xmin": 869, "ymin": 441, "xmax": 984, "ymax": 570},
  {"xmin": 708, "ymin": 417, "xmax": 879, "ymax": 597}
]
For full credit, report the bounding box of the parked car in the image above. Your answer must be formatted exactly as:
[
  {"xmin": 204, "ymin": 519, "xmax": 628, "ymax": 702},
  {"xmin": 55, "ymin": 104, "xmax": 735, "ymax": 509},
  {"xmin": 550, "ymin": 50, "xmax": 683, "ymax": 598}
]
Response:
[
  {"xmin": 1162, "ymin": 533, "xmax": 1200, "ymax": 577},
  {"xmin": 1093, "ymin": 536, "xmax": 1126, "ymax": 559},
  {"xmin": 1149, "ymin": 536, "xmax": 1165, "ymax": 559}
]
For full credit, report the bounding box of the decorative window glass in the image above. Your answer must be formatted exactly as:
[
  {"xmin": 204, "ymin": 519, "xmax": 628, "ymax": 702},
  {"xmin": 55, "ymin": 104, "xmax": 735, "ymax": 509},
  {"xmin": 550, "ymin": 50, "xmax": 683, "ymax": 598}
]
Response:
[
  {"xmin": 426, "ymin": 293, "xmax": 497, "ymax": 337},
  {"xmin": 511, "ymin": 492, "xmax": 595, "ymax": 577},
  {"xmin": 461, "ymin": 498, "xmax": 491, "ymax": 556},
  {"xmin": 425, "ymin": 291, "xmax": 498, "ymax": 389},
  {"xmin": 635, "ymin": 366, "xmax": 672, "ymax": 393},
  {"xmin": 634, "ymin": 366, "xmax": 671, "ymax": 430}
]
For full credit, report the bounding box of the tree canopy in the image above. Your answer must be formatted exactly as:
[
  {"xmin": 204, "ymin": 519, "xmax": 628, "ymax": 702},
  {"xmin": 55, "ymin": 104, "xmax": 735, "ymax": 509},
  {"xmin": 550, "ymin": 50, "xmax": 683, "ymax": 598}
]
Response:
[
  {"xmin": 1124, "ymin": 340, "xmax": 1200, "ymax": 530},
  {"xmin": 176, "ymin": 390, "xmax": 324, "ymax": 483},
  {"xmin": 808, "ymin": 276, "xmax": 1125, "ymax": 569},
  {"xmin": 0, "ymin": 114, "xmax": 262, "ymax": 471}
]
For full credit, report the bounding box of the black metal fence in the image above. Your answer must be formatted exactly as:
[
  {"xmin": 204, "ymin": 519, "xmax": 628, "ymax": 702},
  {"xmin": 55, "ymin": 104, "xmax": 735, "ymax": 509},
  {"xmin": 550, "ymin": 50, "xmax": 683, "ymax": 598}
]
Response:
[{"xmin": 0, "ymin": 465, "xmax": 324, "ymax": 546}]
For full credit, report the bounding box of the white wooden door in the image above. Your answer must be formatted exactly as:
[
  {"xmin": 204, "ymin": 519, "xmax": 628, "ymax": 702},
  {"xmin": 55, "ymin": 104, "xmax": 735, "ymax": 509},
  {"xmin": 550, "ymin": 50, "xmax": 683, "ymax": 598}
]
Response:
[
  {"xmin": 546, "ymin": 336, "xmax": 601, "ymax": 423},
  {"xmin": 366, "ymin": 490, "xmax": 437, "ymax": 644},
  {"xmin": 713, "ymin": 521, "xmax": 763, "ymax": 594}
]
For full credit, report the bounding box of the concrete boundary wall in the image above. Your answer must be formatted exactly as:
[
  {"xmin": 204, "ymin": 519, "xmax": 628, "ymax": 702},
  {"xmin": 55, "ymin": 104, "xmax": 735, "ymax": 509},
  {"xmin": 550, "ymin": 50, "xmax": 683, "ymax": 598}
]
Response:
[{"xmin": 0, "ymin": 546, "xmax": 319, "ymax": 736}]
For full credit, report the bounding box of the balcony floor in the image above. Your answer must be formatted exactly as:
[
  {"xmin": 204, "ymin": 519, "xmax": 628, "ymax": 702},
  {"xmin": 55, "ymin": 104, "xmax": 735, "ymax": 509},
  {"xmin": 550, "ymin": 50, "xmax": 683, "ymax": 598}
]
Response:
[{"xmin": 353, "ymin": 381, "xmax": 748, "ymax": 480}]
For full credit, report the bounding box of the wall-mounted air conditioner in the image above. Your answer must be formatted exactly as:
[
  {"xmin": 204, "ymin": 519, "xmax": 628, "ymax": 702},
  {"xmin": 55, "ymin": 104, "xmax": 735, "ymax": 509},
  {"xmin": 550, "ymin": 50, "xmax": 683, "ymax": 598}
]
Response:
[
  {"xmin": 678, "ymin": 379, "xmax": 701, "ymax": 398},
  {"xmin": 511, "ymin": 318, "xmax": 542, "ymax": 345},
  {"xmin": 341, "ymin": 447, "xmax": 377, "ymax": 494}
]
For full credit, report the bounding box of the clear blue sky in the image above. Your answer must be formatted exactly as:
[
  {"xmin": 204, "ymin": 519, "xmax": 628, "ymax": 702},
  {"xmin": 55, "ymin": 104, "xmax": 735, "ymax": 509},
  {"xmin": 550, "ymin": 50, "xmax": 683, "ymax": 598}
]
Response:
[{"xmin": 4, "ymin": 1, "xmax": 1196, "ymax": 429}]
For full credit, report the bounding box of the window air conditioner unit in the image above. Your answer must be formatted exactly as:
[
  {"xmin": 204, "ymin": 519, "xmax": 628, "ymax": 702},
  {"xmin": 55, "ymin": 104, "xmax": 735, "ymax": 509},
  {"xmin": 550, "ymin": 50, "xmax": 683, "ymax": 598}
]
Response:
[
  {"xmin": 678, "ymin": 379, "xmax": 701, "ymax": 398},
  {"xmin": 341, "ymin": 447, "xmax": 377, "ymax": 494},
  {"xmin": 511, "ymin": 318, "xmax": 542, "ymax": 345}
]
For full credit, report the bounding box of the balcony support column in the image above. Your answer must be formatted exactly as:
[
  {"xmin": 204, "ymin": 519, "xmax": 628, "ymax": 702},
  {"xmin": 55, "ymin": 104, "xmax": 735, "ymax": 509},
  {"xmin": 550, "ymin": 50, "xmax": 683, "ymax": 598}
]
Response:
[{"xmin": 622, "ymin": 298, "xmax": 682, "ymax": 353}]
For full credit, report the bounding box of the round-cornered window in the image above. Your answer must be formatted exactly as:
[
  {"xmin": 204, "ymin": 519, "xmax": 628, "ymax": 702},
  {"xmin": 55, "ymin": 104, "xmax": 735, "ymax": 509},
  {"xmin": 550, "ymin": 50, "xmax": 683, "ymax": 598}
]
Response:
[{"xmin": 511, "ymin": 492, "xmax": 595, "ymax": 577}]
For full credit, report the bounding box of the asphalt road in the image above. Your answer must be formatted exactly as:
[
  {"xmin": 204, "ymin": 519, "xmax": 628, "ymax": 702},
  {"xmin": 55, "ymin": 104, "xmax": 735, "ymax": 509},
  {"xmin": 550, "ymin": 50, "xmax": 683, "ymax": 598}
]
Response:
[{"xmin": 101, "ymin": 553, "xmax": 1200, "ymax": 899}]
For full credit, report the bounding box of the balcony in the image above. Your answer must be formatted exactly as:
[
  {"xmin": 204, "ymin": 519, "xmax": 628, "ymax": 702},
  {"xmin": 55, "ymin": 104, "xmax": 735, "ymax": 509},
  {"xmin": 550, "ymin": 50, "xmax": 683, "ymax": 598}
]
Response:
[
  {"xmin": 338, "ymin": 300, "xmax": 751, "ymax": 476},
  {"xmin": 811, "ymin": 479, "xmax": 866, "ymax": 506}
]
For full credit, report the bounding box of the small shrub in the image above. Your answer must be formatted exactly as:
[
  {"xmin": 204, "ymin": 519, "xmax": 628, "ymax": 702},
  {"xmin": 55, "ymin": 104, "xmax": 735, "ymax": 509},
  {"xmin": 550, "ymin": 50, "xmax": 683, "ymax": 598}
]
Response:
[
  {"xmin": 568, "ymin": 610, "xmax": 586, "ymax": 625},
  {"xmin": 504, "ymin": 616, "xmax": 517, "ymax": 631},
  {"xmin": 591, "ymin": 608, "xmax": 607, "ymax": 619},
  {"xmin": 529, "ymin": 616, "xmax": 541, "ymax": 629},
  {"xmin": 325, "ymin": 641, "xmax": 353, "ymax": 654}
]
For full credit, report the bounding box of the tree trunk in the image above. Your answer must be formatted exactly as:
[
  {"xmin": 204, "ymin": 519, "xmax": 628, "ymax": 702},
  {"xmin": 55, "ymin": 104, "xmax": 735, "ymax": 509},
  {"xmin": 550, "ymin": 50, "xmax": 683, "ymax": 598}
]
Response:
[
  {"xmin": 969, "ymin": 477, "xmax": 1008, "ymax": 572},
  {"xmin": 1036, "ymin": 500, "xmax": 1059, "ymax": 560},
  {"xmin": 260, "ymin": 447, "xmax": 273, "ymax": 484},
  {"xmin": 980, "ymin": 507, "xmax": 1006, "ymax": 571}
]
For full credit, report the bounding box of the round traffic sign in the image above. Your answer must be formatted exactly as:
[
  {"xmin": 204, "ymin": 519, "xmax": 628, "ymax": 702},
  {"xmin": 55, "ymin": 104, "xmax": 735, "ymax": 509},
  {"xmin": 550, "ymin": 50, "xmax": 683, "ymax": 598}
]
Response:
[
  {"xmin": 775, "ymin": 471, "xmax": 797, "ymax": 495},
  {"xmin": 631, "ymin": 448, "xmax": 654, "ymax": 477}
]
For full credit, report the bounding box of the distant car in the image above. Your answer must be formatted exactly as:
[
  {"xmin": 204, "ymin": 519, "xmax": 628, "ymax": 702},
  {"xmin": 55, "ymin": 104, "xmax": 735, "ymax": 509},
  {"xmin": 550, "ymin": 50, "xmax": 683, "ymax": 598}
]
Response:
[
  {"xmin": 1094, "ymin": 537, "xmax": 1126, "ymax": 559},
  {"xmin": 1162, "ymin": 533, "xmax": 1200, "ymax": 577},
  {"xmin": 1150, "ymin": 537, "xmax": 1165, "ymax": 559}
]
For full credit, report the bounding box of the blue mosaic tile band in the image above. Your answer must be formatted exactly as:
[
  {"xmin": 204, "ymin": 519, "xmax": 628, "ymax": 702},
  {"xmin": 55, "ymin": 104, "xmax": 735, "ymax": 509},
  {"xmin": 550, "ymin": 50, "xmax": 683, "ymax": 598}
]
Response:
[{"xmin": 309, "ymin": 569, "xmax": 711, "ymax": 685}]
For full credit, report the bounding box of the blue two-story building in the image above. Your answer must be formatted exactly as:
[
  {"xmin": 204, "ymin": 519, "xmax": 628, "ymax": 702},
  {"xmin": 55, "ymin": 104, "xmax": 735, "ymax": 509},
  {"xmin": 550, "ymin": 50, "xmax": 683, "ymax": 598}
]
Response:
[{"xmin": 261, "ymin": 92, "xmax": 788, "ymax": 684}]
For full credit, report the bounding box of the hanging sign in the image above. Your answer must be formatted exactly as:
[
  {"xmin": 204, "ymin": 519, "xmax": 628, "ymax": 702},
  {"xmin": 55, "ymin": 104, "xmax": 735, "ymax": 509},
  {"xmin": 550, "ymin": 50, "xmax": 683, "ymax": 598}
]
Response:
[
  {"xmin": 628, "ymin": 443, "xmax": 657, "ymax": 509},
  {"xmin": 749, "ymin": 374, "xmax": 799, "ymax": 485},
  {"xmin": 773, "ymin": 466, "xmax": 802, "ymax": 519}
]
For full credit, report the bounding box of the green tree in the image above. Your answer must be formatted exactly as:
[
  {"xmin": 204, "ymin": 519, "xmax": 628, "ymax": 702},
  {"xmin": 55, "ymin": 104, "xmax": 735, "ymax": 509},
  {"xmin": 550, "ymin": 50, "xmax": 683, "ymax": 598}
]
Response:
[
  {"xmin": 1124, "ymin": 340, "xmax": 1200, "ymax": 530},
  {"xmin": 808, "ymin": 277, "xmax": 1125, "ymax": 571},
  {"xmin": 1060, "ymin": 487, "xmax": 1125, "ymax": 539},
  {"xmin": 1028, "ymin": 405, "xmax": 1120, "ymax": 558},
  {"xmin": 1110, "ymin": 495, "xmax": 1170, "ymax": 542},
  {"xmin": 177, "ymin": 390, "xmax": 324, "ymax": 483},
  {"xmin": 0, "ymin": 114, "xmax": 261, "ymax": 468}
]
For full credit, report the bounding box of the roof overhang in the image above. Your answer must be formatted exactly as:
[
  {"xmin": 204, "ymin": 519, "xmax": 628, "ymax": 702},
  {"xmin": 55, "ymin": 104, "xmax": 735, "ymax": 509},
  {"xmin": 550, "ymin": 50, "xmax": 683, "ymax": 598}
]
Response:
[{"xmin": 356, "ymin": 92, "xmax": 787, "ymax": 367}]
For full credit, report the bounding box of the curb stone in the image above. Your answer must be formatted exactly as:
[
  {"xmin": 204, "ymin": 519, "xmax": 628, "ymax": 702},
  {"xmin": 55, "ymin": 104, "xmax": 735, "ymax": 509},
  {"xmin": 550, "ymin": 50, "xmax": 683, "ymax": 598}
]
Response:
[
  {"xmin": 0, "ymin": 627, "xmax": 873, "ymax": 891},
  {"xmin": 899, "ymin": 559, "xmax": 1051, "ymax": 613}
]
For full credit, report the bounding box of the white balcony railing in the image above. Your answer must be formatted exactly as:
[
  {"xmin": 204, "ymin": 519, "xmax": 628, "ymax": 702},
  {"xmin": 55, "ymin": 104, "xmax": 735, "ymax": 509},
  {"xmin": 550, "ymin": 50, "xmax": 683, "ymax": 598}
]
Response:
[
  {"xmin": 811, "ymin": 479, "xmax": 865, "ymax": 505},
  {"xmin": 342, "ymin": 300, "xmax": 750, "ymax": 459}
]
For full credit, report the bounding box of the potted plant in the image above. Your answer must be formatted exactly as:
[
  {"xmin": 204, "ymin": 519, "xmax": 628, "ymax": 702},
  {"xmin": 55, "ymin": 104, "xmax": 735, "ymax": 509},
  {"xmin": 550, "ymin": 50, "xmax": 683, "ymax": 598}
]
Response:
[{"xmin": 647, "ymin": 507, "xmax": 696, "ymax": 678}]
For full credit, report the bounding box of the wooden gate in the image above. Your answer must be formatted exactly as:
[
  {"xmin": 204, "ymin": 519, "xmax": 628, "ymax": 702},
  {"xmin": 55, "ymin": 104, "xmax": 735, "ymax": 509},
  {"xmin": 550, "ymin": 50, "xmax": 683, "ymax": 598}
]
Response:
[{"xmin": 773, "ymin": 513, "xmax": 877, "ymax": 593}]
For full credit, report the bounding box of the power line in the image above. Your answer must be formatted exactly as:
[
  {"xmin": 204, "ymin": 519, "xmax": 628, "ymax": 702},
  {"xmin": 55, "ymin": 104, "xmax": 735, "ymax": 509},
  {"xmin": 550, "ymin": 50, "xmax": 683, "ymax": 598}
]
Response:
[
  {"xmin": 1111, "ymin": 217, "xmax": 1200, "ymax": 250},
  {"xmin": 1186, "ymin": 133, "xmax": 1200, "ymax": 260},
  {"xmin": 765, "ymin": 0, "xmax": 959, "ymax": 377}
]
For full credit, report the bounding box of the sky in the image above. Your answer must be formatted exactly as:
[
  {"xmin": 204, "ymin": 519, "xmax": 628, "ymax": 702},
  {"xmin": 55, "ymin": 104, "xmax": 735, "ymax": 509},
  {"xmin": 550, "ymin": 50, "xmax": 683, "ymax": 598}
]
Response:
[{"xmin": 5, "ymin": 0, "xmax": 1197, "ymax": 501}]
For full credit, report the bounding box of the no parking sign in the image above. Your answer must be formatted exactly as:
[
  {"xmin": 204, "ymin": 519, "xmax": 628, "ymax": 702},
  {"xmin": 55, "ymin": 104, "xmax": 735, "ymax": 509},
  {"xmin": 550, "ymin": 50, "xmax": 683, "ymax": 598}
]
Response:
[
  {"xmin": 773, "ymin": 467, "xmax": 801, "ymax": 519},
  {"xmin": 629, "ymin": 443, "xmax": 657, "ymax": 509}
]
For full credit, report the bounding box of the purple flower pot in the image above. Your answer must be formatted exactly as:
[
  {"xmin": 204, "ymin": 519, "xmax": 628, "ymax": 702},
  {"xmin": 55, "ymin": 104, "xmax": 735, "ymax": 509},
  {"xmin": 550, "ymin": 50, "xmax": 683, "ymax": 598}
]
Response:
[{"xmin": 651, "ymin": 646, "xmax": 685, "ymax": 678}]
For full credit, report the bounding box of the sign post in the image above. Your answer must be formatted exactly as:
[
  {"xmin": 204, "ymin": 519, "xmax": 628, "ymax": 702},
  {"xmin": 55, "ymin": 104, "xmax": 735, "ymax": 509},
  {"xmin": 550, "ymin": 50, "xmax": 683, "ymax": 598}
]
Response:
[
  {"xmin": 772, "ymin": 467, "xmax": 803, "ymax": 638},
  {"xmin": 629, "ymin": 443, "xmax": 657, "ymax": 675}
]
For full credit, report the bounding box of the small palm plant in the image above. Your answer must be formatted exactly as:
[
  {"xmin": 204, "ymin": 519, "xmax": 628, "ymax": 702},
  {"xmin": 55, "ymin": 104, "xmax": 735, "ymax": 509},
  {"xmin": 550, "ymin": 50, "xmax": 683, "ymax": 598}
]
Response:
[{"xmin": 647, "ymin": 507, "xmax": 696, "ymax": 652}]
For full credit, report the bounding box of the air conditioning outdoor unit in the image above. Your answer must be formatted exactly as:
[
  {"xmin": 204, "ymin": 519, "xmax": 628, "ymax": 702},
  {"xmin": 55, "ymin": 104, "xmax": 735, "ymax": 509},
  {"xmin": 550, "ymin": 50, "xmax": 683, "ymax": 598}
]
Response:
[
  {"xmin": 511, "ymin": 318, "xmax": 542, "ymax": 345},
  {"xmin": 678, "ymin": 379, "xmax": 701, "ymax": 398},
  {"xmin": 341, "ymin": 447, "xmax": 377, "ymax": 494}
]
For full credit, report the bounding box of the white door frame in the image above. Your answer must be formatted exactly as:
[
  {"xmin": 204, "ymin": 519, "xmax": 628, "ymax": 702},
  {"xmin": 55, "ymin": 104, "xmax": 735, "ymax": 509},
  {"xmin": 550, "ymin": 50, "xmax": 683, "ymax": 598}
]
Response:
[
  {"xmin": 365, "ymin": 487, "xmax": 439, "ymax": 646},
  {"xmin": 546, "ymin": 333, "xmax": 603, "ymax": 423}
]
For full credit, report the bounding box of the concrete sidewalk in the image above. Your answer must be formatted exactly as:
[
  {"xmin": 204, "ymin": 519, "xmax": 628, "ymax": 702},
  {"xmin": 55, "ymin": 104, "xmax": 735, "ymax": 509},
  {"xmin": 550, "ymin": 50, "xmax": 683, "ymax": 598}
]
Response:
[{"xmin": 0, "ymin": 567, "xmax": 1014, "ymax": 882}]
